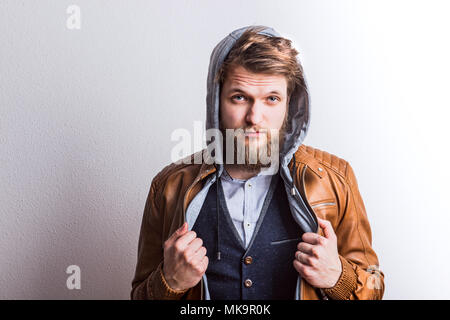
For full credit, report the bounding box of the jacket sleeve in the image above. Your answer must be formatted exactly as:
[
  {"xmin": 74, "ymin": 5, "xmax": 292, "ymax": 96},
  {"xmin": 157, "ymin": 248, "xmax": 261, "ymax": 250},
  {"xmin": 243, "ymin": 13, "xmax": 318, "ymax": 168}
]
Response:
[
  {"xmin": 322, "ymin": 162, "xmax": 385, "ymax": 300},
  {"xmin": 130, "ymin": 178, "xmax": 189, "ymax": 300}
]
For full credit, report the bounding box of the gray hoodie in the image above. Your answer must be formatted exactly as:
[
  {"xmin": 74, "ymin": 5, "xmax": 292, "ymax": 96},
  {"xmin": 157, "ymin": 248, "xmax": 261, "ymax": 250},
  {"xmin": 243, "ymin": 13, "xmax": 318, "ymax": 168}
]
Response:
[{"xmin": 185, "ymin": 25, "xmax": 319, "ymax": 300}]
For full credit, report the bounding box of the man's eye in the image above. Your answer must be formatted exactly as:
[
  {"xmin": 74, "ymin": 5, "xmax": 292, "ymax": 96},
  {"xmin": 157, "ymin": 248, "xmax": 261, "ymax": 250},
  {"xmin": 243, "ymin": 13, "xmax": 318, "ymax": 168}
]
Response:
[
  {"xmin": 268, "ymin": 96, "xmax": 280, "ymax": 102},
  {"xmin": 232, "ymin": 95, "xmax": 245, "ymax": 101}
]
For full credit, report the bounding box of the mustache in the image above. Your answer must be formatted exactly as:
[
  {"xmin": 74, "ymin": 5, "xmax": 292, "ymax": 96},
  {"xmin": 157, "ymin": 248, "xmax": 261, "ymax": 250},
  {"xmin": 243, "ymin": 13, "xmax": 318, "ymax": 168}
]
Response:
[
  {"xmin": 221, "ymin": 126, "xmax": 273, "ymax": 133},
  {"xmin": 241, "ymin": 127, "xmax": 268, "ymax": 133}
]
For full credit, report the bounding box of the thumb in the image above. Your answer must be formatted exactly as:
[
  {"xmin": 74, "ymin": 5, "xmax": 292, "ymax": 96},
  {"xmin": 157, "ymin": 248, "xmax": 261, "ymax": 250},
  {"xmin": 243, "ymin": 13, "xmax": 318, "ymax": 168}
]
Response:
[
  {"xmin": 317, "ymin": 217, "xmax": 335, "ymax": 239},
  {"xmin": 178, "ymin": 221, "xmax": 188, "ymax": 234}
]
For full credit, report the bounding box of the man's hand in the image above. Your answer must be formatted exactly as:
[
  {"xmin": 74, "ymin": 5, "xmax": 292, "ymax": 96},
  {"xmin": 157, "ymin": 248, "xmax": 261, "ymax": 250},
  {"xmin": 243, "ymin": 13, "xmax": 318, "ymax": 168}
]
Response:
[
  {"xmin": 162, "ymin": 222, "xmax": 209, "ymax": 291},
  {"xmin": 293, "ymin": 217, "xmax": 342, "ymax": 289}
]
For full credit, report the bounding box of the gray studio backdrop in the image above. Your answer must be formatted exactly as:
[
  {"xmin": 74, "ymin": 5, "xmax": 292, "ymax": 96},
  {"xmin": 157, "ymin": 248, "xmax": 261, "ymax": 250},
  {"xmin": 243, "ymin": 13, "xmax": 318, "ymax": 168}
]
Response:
[{"xmin": 1, "ymin": 0, "xmax": 449, "ymax": 299}]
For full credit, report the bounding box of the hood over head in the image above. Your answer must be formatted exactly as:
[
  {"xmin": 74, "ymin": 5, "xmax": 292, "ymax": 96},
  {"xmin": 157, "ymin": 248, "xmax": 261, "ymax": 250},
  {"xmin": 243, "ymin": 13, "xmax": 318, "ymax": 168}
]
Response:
[{"xmin": 205, "ymin": 25, "xmax": 317, "ymax": 237}]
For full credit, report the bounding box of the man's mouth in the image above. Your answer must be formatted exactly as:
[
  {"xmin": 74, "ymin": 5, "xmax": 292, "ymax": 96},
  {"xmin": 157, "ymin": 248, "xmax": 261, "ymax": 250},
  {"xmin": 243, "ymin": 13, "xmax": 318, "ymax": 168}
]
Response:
[{"xmin": 244, "ymin": 129, "xmax": 267, "ymax": 137}]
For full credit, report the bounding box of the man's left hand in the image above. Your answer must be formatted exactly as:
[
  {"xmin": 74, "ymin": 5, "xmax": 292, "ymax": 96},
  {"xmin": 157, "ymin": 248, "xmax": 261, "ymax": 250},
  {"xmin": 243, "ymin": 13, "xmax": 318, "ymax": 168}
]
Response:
[{"xmin": 293, "ymin": 217, "xmax": 342, "ymax": 288}]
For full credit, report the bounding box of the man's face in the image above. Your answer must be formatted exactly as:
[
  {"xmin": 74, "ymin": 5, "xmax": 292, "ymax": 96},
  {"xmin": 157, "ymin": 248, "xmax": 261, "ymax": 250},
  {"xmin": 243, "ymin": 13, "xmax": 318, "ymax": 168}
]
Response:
[{"xmin": 219, "ymin": 63, "xmax": 289, "ymax": 168}]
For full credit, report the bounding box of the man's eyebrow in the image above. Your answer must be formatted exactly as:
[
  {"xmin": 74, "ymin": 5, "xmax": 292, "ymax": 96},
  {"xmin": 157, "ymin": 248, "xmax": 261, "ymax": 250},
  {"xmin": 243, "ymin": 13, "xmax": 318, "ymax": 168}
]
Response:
[{"xmin": 227, "ymin": 87, "xmax": 284, "ymax": 96}]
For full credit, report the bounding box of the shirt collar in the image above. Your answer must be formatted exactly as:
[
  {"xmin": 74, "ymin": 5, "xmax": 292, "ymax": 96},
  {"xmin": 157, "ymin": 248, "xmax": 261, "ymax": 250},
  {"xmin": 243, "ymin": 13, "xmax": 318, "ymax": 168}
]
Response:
[{"xmin": 221, "ymin": 166, "xmax": 274, "ymax": 183}]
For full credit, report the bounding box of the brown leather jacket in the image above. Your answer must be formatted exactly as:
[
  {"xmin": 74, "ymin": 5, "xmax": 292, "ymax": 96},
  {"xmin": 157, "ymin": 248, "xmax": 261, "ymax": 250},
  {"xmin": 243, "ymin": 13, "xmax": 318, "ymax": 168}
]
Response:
[{"xmin": 130, "ymin": 144, "xmax": 385, "ymax": 300}]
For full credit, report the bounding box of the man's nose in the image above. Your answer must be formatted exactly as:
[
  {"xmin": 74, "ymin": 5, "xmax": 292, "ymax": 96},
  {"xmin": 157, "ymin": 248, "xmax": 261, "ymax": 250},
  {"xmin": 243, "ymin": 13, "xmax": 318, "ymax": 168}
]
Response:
[{"xmin": 245, "ymin": 102, "xmax": 263, "ymax": 125}]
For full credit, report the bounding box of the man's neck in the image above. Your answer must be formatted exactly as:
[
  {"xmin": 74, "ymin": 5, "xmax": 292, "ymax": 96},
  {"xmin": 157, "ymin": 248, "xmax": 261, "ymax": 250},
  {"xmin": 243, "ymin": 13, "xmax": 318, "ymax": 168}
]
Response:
[{"xmin": 223, "ymin": 164, "xmax": 261, "ymax": 181}]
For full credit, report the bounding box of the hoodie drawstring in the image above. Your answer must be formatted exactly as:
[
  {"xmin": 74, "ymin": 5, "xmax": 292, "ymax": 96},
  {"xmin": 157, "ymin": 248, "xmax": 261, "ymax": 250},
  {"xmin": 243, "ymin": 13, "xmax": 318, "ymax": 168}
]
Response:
[
  {"xmin": 215, "ymin": 165, "xmax": 221, "ymax": 261},
  {"xmin": 291, "ymin": 154, "xmax": 297, "ymax": 196}
]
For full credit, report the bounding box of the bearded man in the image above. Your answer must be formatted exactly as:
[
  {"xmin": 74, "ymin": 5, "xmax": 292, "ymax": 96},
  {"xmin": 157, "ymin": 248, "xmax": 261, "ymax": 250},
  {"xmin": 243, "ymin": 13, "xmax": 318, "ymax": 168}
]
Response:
[{"xmin": 131, "ymin": 25, "xmax": 384, "ymax": 300}]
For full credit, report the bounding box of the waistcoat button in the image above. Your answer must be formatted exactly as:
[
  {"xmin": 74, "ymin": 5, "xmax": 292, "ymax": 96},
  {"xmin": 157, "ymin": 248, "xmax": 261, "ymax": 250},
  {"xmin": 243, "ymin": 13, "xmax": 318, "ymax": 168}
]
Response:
[
  {"xmin": 244, "ymin": 256, "xmax": 253, "ymax": 265},
  {"xmin": 244, "ymin": 279, "xmax": 253, "ymax": 288}
]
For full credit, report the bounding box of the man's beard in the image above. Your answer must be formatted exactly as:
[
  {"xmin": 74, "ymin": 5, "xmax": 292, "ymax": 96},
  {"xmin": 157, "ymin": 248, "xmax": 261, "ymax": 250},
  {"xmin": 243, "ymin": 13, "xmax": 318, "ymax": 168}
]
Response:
[{"xmin": 219, "ymin": 116, "xmax": 288, "ymax": 172}]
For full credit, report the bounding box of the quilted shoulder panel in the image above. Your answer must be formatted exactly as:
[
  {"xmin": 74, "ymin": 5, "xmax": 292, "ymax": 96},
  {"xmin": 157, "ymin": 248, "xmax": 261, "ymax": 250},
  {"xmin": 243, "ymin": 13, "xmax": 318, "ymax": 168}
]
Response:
[{"xmin": 302, "ymin": 145, "xmax": 348, "ymax": 179}]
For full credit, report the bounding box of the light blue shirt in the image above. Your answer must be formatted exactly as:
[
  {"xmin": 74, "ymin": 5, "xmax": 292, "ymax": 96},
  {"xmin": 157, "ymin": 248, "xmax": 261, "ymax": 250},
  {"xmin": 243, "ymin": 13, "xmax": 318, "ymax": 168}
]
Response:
[{"xmin": 220, "ymin": 168, "xmax": 275, "ymax": 249}]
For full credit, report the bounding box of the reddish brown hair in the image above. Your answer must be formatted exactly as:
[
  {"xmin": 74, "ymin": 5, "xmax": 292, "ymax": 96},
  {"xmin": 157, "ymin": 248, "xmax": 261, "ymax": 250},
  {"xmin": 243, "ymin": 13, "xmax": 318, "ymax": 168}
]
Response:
[{"xmin": 215, "ymin": 25, "xmax": 305, "ymax": 98}]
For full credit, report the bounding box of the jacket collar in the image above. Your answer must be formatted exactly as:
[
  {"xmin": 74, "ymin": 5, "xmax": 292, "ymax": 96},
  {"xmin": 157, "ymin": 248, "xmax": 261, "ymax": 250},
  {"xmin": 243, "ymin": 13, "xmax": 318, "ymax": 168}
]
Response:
[{"xmin": 294, "ymin": 145, "xmax": 325, "ymax": 179}]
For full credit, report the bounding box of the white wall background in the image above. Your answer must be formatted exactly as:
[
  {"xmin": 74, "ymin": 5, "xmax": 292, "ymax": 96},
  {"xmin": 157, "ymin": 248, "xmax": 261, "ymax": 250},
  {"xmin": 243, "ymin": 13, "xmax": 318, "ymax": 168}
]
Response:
[{"xmin": 1, "ymin": 0, "xmax": 449, "ymax": 299}]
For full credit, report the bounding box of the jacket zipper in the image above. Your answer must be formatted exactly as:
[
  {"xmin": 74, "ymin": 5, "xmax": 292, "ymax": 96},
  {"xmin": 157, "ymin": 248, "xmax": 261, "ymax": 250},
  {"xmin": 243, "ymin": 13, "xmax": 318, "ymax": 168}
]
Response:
[
  {"xmin": 300, "ymin": 164, "xmax": 320, "ymax": 234},
  {"xmin": 297, "ymin": 163, "xmax": 321, "ymax": 300},
  {"xmin": 311, "ymin": 202, "xmax": 336, "ymax": 209},
  {"xmin": 302, "ymin": 164, "xmax": 331, "ymax": 300}
]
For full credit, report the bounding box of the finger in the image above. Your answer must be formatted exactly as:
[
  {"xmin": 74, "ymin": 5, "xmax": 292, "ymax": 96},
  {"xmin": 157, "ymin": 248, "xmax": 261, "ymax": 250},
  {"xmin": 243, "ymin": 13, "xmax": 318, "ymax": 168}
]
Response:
[
  {"xmin": 184, "ymin": 237, "xmax": 204, "ymax": 257},
  {"xmin": 297, "ymin": 242, "xmax": 318, "ymax": 257},
  {"xmin": 295, "ymin": 251, "xmax": 312, "ymax": 266},
  {"xmin": 174, "ymin": 230, "xmax": 198, "ymax": 252},
  {"xmin": 165, "ymin": 222, "xmax": 188, "ymax": 247},
  {"xmin": 293, "ymin": 259, "xmax": 312, "ymax": 279},
  {"xmin": 197, "ymin": 255, "xmax": 209, "ymax": 274},
  {"xmin": 190, "ymin": 246, "xmax": 207, "ymax": 264},
  {"xmin": 317, "ymin": 217, "xmax": 335, "ymax": 240},
  {"xmin": 292, "ymin": 259, "xmax": 303, "ymax": 275},
  {"xmin": 301, "ymin": 232, "xmax": 324, "ymax": 245}
]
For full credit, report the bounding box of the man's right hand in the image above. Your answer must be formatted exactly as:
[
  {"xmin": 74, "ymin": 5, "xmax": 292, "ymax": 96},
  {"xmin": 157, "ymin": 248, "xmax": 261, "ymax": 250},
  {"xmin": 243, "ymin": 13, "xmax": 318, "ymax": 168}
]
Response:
[{"xmin": 162, "ymin": 222, "xmax": 209, "ymax": 291}]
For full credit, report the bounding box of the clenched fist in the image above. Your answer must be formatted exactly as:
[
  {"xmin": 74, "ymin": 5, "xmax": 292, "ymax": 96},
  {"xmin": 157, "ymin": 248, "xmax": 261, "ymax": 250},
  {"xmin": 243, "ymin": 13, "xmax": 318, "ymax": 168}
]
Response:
[
  {"xmin": 293, "ymin": 217, "xmax": 342, "ymax": 289},
  {"xmin": 162, "ymin": 222, "xmax": 209, "ymax": 291}
]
